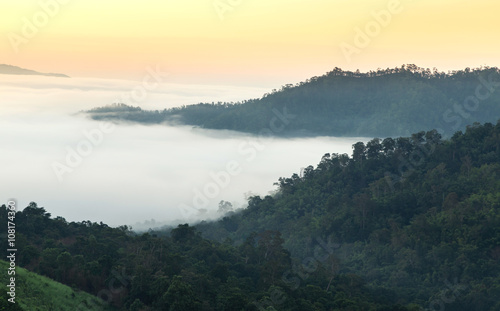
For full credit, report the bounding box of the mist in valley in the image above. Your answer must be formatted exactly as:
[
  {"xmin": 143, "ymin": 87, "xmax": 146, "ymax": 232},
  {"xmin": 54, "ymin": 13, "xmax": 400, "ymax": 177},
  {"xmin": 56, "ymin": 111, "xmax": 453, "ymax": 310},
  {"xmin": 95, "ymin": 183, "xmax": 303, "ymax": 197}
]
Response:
[{"xmin": 1, "ymin": 75, "xmax": 365, "ymax": 230}]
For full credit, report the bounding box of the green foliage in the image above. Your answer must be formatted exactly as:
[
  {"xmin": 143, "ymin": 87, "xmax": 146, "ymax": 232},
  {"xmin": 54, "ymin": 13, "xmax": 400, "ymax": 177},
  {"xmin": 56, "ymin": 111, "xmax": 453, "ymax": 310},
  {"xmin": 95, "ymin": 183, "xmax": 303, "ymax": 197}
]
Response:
[
  {"xmin": 198, "ymin": 121, "xmax": 500, "ymax": 310},
  {"xmin": 160, "ymin": 276, "xmax": 201, "ymax": 310},
  {"xmin": 0, "ymin": 206, "xmax": 405, "ymax": 310}
]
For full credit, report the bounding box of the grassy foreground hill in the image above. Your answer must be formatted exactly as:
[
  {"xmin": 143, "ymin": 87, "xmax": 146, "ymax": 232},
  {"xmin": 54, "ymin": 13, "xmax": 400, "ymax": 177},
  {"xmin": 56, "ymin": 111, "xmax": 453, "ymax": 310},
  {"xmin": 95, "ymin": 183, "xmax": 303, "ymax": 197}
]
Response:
[
  {"xmin": 0, "ymin": 260, "xmax": 113, "ymax": 311},
  {"xmin": 86, "ymin": 65, "xmax": 500, "ymax": 137}
]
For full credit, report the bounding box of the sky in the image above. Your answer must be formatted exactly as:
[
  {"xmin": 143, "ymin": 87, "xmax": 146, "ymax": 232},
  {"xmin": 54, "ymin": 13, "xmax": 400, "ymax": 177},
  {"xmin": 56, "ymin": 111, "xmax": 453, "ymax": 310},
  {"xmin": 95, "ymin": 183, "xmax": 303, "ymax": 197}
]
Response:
[{"xmin": 1, "ymin": 0, "xmax": 499, "ymax": 87}]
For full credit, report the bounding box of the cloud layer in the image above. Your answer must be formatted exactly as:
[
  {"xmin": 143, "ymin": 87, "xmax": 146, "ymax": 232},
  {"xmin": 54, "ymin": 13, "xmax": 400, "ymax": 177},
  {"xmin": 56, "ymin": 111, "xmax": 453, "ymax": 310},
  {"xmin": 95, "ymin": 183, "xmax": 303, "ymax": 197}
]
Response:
[{"xmin": 0, "ymin": 75, "xmax": 364, "ymax": 229}]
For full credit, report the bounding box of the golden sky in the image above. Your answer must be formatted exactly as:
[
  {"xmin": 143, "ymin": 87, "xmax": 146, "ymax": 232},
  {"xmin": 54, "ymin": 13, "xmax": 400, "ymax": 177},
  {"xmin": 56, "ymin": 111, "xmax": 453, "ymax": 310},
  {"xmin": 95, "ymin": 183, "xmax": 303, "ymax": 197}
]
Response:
[{"xmin": 1, "ymin": 0, "xmax": 499, "ymax": 86}]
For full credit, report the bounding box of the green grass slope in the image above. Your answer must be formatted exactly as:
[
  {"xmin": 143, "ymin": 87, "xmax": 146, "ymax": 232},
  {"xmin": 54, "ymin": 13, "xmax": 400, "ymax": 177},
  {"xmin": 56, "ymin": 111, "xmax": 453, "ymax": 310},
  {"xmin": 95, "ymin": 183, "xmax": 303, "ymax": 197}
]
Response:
[{"xmin": 0, "ymin": 260, "xmax": 114, "ymax": 311}]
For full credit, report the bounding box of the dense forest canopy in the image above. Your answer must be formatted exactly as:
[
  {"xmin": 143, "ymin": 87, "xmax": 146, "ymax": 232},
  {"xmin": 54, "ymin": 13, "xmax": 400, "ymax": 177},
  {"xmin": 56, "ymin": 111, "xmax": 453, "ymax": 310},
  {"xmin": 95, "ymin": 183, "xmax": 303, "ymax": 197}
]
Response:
[
  {"xmin": 1, "ymin": 205, "xmax": 412, "ymax": 310},
  {"xmin": 3, "ymin": 121, "xmax": 500, "ymax": 310},
  {"xmin": 86, "ymin": 65, "xmax": 500, "ymax": 137},
  {"xmin": 196, "ymin": 121, "xmax": 500, "ymax": 310}
]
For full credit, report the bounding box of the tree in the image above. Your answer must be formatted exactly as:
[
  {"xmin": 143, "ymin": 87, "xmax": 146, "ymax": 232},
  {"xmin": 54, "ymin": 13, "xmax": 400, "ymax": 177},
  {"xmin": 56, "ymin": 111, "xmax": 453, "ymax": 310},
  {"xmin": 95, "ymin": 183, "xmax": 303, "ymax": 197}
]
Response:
[
  {"xmin": 19, "ymin": 245, "xmax": 40, "ymax": 266},
  {"xmin": 352, "ymin": 142, "xmax": 366, "ymax": 163},
  {"xmin": 425, "ymin": 129, "xmax": 442, "ymax": 145},
  {"xmin": 382, "ymin": 137, "xmax": 396, "ymax": 154},
  {"xmin": 217, "ymin": 200, "xmax": 233, "ymax": 214},
  {"xmin": 171, "ymin": 224, "xmax": 196, "ymax": 243},
  {"xmin": 353, "ymin": 193, "xmax": 374, "ymax": 232},
  {"xmin": 57, "ymin": 251, "xmax": 73, "ymax": 282},
  {"xmin": 366, "ymin": 138, "xmax": 382, "ymax": 159},
  {"xmin": 395, "ymin": 137, "xmax": 413, "ymax": 156},
  {"xmin": 257, "ymin": 231, "xmax": 290, "ymax": 285},
  {"xmin": 160, "ymin": 276, "xmax": 200, "ymax": 311},
  {"xmin": 410, "ymin": 131, "xmax": 426, "ymax": 145},
  {"xmin": 325, "ymin": 254, "xmax": 341, "ymax": 292},
  {"xmin": 129, "ymin": 299, "xmax": 146, "ymax": 311}
]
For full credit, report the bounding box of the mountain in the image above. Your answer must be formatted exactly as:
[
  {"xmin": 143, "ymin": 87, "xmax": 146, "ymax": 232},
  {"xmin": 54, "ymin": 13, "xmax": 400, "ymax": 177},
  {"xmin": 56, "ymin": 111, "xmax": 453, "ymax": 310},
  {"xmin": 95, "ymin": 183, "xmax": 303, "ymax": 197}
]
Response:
[
  {"xmin": 196, "ymin": 121, "xmax": 500, "ymax": 310},
  {"xmin": 85, "ymin": 64, "xmax": 500, "ymax": 138},
  {"xmin": 0, "ymin": 64, "xmax": 69, "ymax": 78}
]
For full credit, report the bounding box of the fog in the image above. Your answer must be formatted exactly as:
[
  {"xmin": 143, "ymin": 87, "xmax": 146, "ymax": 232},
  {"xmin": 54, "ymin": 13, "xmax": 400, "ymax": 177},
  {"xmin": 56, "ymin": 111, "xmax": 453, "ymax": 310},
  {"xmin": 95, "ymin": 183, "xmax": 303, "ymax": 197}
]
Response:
[{"xmin": 0, "ymin": 75, "xmax": 366, "ymax": 230}]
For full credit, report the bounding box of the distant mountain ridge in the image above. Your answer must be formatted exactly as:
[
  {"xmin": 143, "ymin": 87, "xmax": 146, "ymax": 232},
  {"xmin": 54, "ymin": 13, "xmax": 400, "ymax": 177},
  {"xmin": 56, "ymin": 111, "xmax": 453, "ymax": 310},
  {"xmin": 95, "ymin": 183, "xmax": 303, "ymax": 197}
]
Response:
[
  {"xmin": 86, "ymin": 64, "xmax": 500, "ymax": 138},
  {"xmin": 0, "ymin": 64, "xmax": 69, "ymax": 78}
]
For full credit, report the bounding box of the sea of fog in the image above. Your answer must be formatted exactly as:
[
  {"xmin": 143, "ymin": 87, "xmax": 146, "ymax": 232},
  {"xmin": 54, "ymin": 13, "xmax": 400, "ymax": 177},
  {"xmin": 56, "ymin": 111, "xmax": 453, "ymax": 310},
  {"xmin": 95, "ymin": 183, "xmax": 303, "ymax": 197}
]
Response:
[{"xmin": 0, "ymin": 75, "xmax": 367, "ymax": 230}]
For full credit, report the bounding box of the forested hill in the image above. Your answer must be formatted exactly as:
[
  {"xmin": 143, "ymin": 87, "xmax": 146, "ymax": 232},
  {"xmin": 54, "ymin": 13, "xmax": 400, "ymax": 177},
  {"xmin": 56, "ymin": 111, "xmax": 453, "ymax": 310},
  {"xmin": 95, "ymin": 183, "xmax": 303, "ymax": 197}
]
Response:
[
  {"xmin": 1, "ymin": 204, "xmax": 413, "ymax": 310},
  {"xmin": 86, "ymin": 65, "xmax": 500, "ymax": 137},
  {"xmin": 196, "ymin": 121, "xmax": 500, "ymax": 310}
]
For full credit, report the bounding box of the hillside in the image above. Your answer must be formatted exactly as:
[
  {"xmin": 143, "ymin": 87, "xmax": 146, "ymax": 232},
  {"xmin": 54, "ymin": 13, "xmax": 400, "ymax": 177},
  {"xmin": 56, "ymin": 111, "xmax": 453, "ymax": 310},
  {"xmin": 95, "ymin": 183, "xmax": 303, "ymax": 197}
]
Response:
[
  {"xmin": 0, "ymin": 64, "xmax": 69, "ymax": 78},
  {"xmin": 0, "ymin": 260, "xmax": 113, "ymax": 311},
  {"xmin": 195, "ymin": 122, "xmax": 500, "ymax": 310},
  {"xmin": 86, "ymin": 65, "xmax": 500, "ymax": 137},
  {"xmin": 0, "ymin": 206, "xmax": 414, "ymax": 310}
]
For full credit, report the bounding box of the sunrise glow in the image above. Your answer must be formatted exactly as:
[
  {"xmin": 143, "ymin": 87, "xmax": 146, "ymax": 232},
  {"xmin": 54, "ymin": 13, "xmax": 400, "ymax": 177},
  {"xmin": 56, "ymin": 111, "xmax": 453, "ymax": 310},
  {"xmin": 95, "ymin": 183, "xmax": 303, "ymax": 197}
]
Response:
[{"xmin": 1, "ymin": 0, "xmax": 499, "ymax": 86}]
